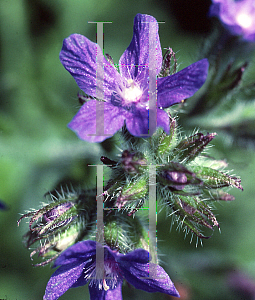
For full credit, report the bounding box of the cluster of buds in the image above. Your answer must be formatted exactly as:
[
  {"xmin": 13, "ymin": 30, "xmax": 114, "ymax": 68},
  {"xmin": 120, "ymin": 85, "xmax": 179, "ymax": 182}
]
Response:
[
  {"xmin": 18, "ymin": 184, "xmax": 150, "ymax": 266},
  {"xmin": 18, "ymin": 115, "xmax": 243, "ymax": 267},
  {"xmin": 18, "ymin": 188, "xmax": 97, "ymax": 266},
  {"xmin": 102, "ymin": 117, "xmax": 242, "ymax": 240}
]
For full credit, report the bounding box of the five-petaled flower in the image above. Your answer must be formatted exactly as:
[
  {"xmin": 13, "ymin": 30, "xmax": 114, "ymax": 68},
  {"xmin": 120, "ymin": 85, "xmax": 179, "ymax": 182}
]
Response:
[
  {"xmin": 43, "ymin": 240, "xmax": 180, "ymax": 300},
  {"xmin": 210, "ymin": 0, "xmax": 255, "ymax": 41},
  {"xmin": 60, "ymin": 13, "xmax": 209, "ymax": 142}
]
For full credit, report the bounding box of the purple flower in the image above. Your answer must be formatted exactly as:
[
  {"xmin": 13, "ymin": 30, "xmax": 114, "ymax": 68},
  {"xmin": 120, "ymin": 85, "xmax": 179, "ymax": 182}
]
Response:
[
  {"xmin": 60, "ymin": 14, "xmax": 208, "ymax": 142},
  {"xmin": 210, "ymin": 0, "xmax": 255, "ymax": 41},
  {"xmin": 43, "ymin": 240, "xmax": 180, "ymax": 300}
]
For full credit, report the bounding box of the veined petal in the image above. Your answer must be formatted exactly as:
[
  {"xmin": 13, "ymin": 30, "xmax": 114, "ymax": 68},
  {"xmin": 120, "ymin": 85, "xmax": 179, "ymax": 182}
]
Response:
[
  {"xmin": 53, "ymin": 240, "xmax": 97, "ymax": 267},
  {"xmin": 43, "ymin": 262, "xmax": 87, "ymax": 300},
  {"xmin": 119, "ymin": 261, "xmax": 180, "ymax": 297},
  {"xmin": 125, "ymin": 108, "xmax": 170, "ymax": 137},
  {"xmin": 88, "ymin": 282, "xmax": 123, "ymax": 300},
  {"xmin": 157, "ymin": 59, "xmax": 209, "ymax": 108},
  {"xmin": 60, "ymin": 34, "xmax": 122, "ymax": 102},
  {"xmin": 125, "ymin": 109, "xmax": 150, "ymax": 137},
  {"xmin": 119, "ymin": 14, "xmax": 162, "ymax": 90},
  {"xmin": 117, "ymin": 249, "xmax": 150, "ymax": 264},
  {"xmin": 68, "ymin": 100, "xmax": 126, "ymax": 142},
  {"xmin": 157, "ymin": 109, "xmax": 170, "ymax": 134}
]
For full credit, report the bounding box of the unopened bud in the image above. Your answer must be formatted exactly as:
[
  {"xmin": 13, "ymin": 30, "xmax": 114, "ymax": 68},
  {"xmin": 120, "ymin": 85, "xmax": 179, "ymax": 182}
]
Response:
[
  {"xmin": 159, "ymin": 48, "xmax": 177, "ymax": 77},
  {"xmin": 18, "ymin": 188, "xmax": 97, "ymax": 266},
  {"xmin": 191, "ymin": 165, "xmax": 243, "ymax": 190},
  {"xmin": 172, "ymin": 132, "xmax": 216, "ymax": 163},
  {"xmin": 169, "ymin": 195, "xmax": 219, "ymax": 239},
  {"xmin": 158, "ymin": 162, "xmax": 203, "ymax": 191},
  {"xmin": 114, "ymin": 175, "xmax": 148, "ymax": 214},
  {"xmin": 121, "ymin": 150, "xmax": 147, "ymax": 174}
]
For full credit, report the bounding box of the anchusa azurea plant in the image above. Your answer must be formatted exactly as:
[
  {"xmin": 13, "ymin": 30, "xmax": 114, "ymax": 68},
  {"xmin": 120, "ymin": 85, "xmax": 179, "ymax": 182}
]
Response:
[{"xmin": 18, "ymin": 13, "xmax": 244, "ymax": 300}]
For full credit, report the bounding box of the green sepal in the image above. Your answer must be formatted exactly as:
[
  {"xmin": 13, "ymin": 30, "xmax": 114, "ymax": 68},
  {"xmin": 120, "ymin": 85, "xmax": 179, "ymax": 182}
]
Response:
[
  {"xmin": 37, "ymin": 204, "xmax": 78, "ymax": 235},
  {"xmin": 172, "ymin": 132, "xmax": 216, "ymax": 163},
  {"xmin": 122, "ymin": 175, "xmax": 148, "ymax": 200},
  {"xmin": 170, "ymin": 195, "xmax": 219, "ymax": 238},
  {"xmin": 157, "ymin": 117, "xmax": 177, "ymax": 157},
  {"xmin": 120, "ymin": 150, "xmax": 147, "ymax": 174},
  {"xmin": 113, "ymin": 175, "xmax": 149, "ymax": 213},
  {"xmin": 190, "ymin": 166, "xmax": 243, "ymax": 190},
  {"xmin": 203, "ymin": 189, "xmax": 235, "ymax": 201},
  {"xmin": 104, "ymin": 213, "xmax": 148, "ymax": 254}
]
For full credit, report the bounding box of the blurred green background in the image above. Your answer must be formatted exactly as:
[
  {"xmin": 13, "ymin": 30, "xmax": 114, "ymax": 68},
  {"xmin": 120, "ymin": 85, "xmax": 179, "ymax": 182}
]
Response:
[{"xmin": 1, "ymin": 0, "xmax": 255, "ymax": 299}]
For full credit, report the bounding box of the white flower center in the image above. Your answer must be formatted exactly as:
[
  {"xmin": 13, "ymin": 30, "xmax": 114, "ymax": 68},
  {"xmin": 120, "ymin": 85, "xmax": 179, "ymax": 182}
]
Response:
[
  {"xmin": 236, "ymin": 13, "xmax": 252, "ymax": 29},
  {"xmin": 123, "ymin": 79, "xmax": 143, "ymax": 104}
]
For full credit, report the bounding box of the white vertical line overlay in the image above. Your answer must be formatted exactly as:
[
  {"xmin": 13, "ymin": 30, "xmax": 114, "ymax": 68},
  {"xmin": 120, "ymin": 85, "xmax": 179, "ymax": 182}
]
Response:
[
  {"xmin": 88, "ymin": 22, "xmax": 112, "ymax": 138},
  {"xmin": 148, "ymin": 21, "xmax": 157, "ymax": 137},
  {"xmin": 149, "ymin": 164, "xmax": 157, "ymax": 278},
  {"xmin": 96, "ymin": 164, "xmax": 104, "ymax": 280},
  {"xmin": 95, "ymin": 23, "xmax": 104, "ymax": 137}
]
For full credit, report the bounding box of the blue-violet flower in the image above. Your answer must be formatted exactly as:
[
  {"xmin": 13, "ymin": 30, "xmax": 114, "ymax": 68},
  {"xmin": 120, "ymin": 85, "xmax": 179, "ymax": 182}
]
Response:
[
  {"xmin": 43, "ymin": 240, "xmax": 180, "ymax": 300},
  {"xmin": 60, "ymin": 13, "xmax": 209, "ymax": 142},
  {"xmin": 210, "ymin": 0, "xmax": 255, "ymax": 41}
]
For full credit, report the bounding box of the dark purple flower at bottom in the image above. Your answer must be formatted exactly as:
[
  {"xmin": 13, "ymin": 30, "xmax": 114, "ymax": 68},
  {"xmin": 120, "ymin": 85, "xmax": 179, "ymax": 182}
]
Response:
[
  {"xmin": 60, "ymin": 14, "xmax": 208, "ymax": 142},
  {"xmin": 43, "ymin": 240, "xmax": 179, "ymax": 300}
]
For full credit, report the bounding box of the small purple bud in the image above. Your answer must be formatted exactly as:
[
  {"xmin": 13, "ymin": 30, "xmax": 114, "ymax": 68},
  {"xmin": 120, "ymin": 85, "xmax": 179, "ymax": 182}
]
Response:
[
  {"xmin": 42, "ymin": 202, "xmax": 74, "ymax": 225},
  {"xmin": 165, "ymin": 171, "xmax": 188, "ymax": 190},
  {"xmin": 121, "ymin": 150, "xmax": 146, "ymax": 174},
  {"xmin": 18, "ymin": 188, "xmax": 97, "ymax": 266},
  {"xmin": 158, "ymin": 162, "xmax": 203, "ymax": 191},
  {"xmin": 159, "ymin": 48, "xmax": 177, "ymax": 77}
]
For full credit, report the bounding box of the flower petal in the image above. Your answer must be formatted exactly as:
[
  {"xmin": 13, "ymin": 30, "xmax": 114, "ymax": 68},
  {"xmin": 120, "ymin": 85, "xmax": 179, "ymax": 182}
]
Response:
[
  {"xmin": 125, "ymin": 109, "xmax": 150, "ymax": 137},
  {"xmin": 88, "ymin": 282, "xmax": 123, "ymax": 300},
  {"xmin": 53, "ymin": 240, "xmax": 97, "ymax": 267},
  {"xmin": 119, "ymin": 14, "xmax": 162, "ymax": 90},
  {"xmin": 43, "ymin": 262, "xmax": 87, "ymax": 300},
  {"xmin": 157, "ymin": 59, "xmax": 209, "ymax": 108},
  {"xmin": 119, "ymin": 261, "xmax": 180, "ymax": 297},
  {"xmin": 157, "ymin": 109, "xmax": 170, "ymax": 134},
  {"xmin": 68, "ymin": 100, "xmax": 126, "ymax": 142},
  {"xmin": 117, "ymin": 249, "xmax": 150, "ymax": 264},
  {"xmin": 60, "ymin": 34, "xmax": 122, "ymax": 102},
  {"xmin": 125, "ymin": 108, "xmax": 170, "ymax": 137}
]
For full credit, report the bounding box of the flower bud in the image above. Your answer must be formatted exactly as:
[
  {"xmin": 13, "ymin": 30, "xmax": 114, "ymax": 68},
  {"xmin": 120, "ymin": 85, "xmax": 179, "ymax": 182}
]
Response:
[
  {"xmin": 103, "ymin": 213, "xmax": 149, "ymax": 254},
  {"xmin": 203, "ymin": 189, "xmax": 235, "ymax": 201},
  {"xmin": 158, "ymin": 162, "xmax": 203, "ymax": 191},
  {"xmin": 159, "ymin": 47, "xmax": 177, "ymax": 77},
  {"xmin": 114, "ymin": 175, "xmax": 149, "ymax": 215},
  {"xmin": 18, "ymin": 188, "xmax": 97, "ymax": 266},
  {"xmin": 172, "ymin": 132, "xmax": 216, "ymax": 163},
  {"xmin": 170, "ymin": 195, "xmax": 219, "ymax": 239},
  {"xmin": 121, "ymin": 150, "xmax": 147, "ymax": 174},
  {"xmin": 190, "ymin": 165, "xmax": 243, "ymax": 190}
]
